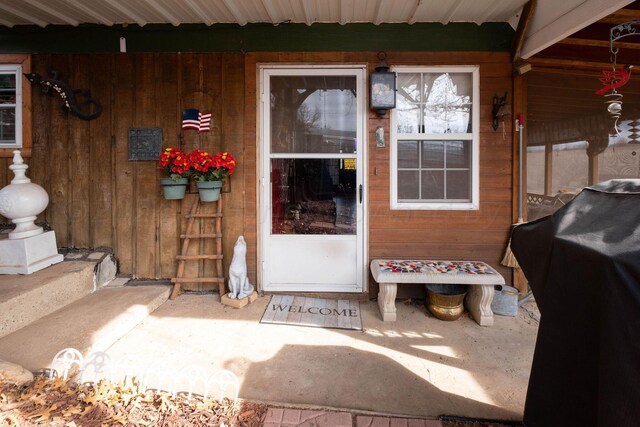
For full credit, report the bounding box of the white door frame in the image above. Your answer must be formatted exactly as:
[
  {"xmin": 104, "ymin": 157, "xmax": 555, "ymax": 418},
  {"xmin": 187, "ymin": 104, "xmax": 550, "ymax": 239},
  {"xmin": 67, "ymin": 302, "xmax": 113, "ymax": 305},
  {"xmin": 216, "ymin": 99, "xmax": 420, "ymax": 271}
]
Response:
[{"xmin": 258, "ymin": 64, "xmax": 368, "ymax": 293}]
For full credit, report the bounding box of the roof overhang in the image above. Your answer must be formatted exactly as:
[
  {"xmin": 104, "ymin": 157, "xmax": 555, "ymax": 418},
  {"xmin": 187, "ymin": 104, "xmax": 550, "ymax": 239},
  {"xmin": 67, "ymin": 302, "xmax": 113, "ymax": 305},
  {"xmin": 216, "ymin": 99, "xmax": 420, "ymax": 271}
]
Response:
[{"xmin": 521, "ymin": 0, "xmax": 636, "ymax": 58}]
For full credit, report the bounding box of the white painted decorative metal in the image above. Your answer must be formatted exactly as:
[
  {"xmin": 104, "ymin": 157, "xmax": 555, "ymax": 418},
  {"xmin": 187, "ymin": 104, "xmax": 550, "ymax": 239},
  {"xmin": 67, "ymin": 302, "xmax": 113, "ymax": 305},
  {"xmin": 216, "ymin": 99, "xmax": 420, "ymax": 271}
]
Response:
[
  {"xmin": 184, "ymin": 366, "xmax": 208, "ymax": 400},
  {"xmin": 140, "ymin": 361, "xmax": 169, "ymax": 394},
  {"xmin": 208, "ymin": 369, "xmax": 240, "ymax": 401},
  {"xmin": 49, "ymin": 348, "xmax": 84, "ymax": 380},
  {"xmin": 110, "ymin": 354, "xmax": 145, "ymax": 386},
  {"xmin": 78, "ymin": 351, "xmax": 112, "ymax": 384},
  {"xmin": 47, "ymin": 348, "xmax": 240, "ymax": 402}
]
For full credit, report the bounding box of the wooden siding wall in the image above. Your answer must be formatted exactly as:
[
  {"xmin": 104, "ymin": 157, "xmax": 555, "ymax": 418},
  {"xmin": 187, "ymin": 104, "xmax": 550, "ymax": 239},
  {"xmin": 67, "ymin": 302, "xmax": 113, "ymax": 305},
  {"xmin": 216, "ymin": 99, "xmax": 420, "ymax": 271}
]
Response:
[
  {"xmin": 244, "ymin": 52, "xmax": 514, "ymax": 293},
  {"xmin": 1, "ymin": 50, "xmax": 513, "ymax": 293},
  {"xmin": 0, "ymin": 53, "xmax": 246, "ymax": 285}
]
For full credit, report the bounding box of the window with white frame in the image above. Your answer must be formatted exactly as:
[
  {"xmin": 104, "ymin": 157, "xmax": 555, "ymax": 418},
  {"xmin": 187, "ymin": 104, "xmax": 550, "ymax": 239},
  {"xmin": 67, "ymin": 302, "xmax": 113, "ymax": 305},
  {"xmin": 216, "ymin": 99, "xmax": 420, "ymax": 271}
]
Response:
[
  {"xmin": 0, "ymin": 65, "xmax": 22, "ymax": 148},
  {"xmin": 391, "ymin": 66, "xmax": 479, "ymax": 210}
]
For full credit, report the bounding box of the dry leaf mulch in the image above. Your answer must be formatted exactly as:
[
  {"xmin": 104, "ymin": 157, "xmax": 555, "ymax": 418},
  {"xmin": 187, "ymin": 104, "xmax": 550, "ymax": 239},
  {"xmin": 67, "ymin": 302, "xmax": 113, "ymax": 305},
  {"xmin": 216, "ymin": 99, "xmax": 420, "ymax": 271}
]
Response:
[{"xmin": 0, "ymin": 376, "xmax": 267, "ymax": 426}]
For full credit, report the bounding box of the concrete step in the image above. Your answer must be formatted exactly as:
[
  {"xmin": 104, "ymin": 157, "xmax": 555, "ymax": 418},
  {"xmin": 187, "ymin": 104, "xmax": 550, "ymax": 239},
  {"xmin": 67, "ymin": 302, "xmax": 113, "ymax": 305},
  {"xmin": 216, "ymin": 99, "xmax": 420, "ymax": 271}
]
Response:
[
  {"xmin": 0, "ymin": 284, "xmax": 170, "ymax": 372},
  {"xmin": 0, "ymin": 261, "xmax": 96, "ymax": 339}
]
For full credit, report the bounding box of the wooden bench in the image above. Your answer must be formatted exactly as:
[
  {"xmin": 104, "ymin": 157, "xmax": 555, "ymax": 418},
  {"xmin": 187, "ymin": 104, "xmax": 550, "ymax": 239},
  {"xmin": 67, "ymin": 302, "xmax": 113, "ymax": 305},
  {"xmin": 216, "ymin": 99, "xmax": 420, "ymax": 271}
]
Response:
[{"xmin": 370, "ymin": 259, "xmax": 505, "ymax": 326}]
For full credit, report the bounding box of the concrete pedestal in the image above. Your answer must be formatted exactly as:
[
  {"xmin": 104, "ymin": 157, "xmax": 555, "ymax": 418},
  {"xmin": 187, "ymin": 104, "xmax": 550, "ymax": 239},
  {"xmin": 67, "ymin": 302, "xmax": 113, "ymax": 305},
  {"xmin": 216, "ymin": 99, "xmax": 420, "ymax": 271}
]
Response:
[{"xmin": 0, "ymin": 231, "xmax": 64, "ymax": 274}]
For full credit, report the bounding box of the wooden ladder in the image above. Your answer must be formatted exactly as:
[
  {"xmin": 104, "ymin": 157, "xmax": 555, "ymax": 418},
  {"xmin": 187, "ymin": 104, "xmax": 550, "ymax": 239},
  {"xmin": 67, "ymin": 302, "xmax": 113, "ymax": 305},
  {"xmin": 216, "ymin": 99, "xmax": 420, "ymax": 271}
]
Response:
[{"xmin": 170, "ymin": 195, "xmax": 225, "ymax": 299}]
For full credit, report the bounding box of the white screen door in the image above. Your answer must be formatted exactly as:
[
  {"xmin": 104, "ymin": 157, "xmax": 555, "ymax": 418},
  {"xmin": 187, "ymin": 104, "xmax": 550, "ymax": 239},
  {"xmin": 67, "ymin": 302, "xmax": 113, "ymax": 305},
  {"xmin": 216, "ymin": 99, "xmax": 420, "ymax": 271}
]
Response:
[{"xmin": 260, "ymin": 66, "xmax": 366, "ymax": 292}]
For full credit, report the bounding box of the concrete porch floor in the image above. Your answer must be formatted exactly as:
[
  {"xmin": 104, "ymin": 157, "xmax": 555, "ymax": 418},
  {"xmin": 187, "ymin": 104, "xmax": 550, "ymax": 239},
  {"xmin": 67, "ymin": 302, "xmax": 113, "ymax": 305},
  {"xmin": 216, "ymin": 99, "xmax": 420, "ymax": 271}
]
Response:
[{"xmin": 104, "ymin": 292, "xmax": 539, "ymax": 421}]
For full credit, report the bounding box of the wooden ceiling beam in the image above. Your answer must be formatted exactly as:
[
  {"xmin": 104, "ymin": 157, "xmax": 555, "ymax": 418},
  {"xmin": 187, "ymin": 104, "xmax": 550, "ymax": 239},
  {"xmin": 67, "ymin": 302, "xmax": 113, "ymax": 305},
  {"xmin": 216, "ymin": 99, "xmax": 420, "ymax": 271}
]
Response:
[
  {"xmin": 528, "ymin": 93, "xmax": 607, "ymax": 104},
  {"xmin": 528, "ymin": 75, "xmax": 640, "ymax": 92},
  {"xmin": 558, "ymin": 37, "xmax": 640, "ymax": 50},
  {"xmin": 529, "ymin": 57, "xmax": 614, "ymax": 70},
  {"xmin": 511, "ymin": 0, "xmax": 536, "ymax": 74},
  {"xmin": 598, "ymin": 8, "xmax": 640, "ymax": 23},
  {"xmin": 568, "ymin": 20, "xmax": 640, "ymax": 44},
  {"xmin": 528, "ymin": 85, "xmax": 640, "ymax": 98},
  {"xmin": 520, "ymin": 0, "xmax": 635, "ymax": 58},
  {"xmin": 529, "ymin": 106, "xmax": 603, "ymax": 115}
]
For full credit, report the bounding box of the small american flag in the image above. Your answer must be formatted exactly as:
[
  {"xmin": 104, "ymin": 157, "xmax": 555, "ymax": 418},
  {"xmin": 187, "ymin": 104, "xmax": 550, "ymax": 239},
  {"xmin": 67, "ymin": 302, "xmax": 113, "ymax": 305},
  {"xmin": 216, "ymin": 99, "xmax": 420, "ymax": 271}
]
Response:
[{"xmin": 182, "ymin": 109, "xmax": 212, "ymax": 132}]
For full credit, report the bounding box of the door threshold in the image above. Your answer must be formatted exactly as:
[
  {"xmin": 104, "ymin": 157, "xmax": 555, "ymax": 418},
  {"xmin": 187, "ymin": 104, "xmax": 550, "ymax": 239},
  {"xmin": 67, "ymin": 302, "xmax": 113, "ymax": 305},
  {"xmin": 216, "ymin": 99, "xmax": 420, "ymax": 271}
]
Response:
[{"xmin": 261, "ymin": 290, "xmax": 370, "ymax": 301}]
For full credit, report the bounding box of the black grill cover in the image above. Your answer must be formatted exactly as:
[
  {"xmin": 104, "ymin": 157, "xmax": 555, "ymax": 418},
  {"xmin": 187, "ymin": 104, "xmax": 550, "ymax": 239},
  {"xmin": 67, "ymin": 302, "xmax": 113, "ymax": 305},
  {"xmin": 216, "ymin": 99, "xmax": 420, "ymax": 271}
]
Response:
[{"xmin": 511, "ymin": 180, "xmax": 640, "ymax": 427}]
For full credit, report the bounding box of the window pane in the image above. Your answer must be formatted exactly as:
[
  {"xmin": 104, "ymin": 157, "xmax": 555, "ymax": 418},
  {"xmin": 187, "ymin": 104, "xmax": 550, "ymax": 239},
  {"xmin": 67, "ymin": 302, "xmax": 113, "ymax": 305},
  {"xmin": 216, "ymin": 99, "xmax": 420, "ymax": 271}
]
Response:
[
  {"xmin": 421, "ymin": 170, "xmax": 445, "ymax": 199},
  {"xmin": 398, "ymin": 170, "xmax": 419, "ymax": 199},
  {"xmin": 270, "ymin": 76, "xmax": 357, "ymax": 154},
  {"xmin": 0, "ymin": 107, "xmax": 16, "ymax": 144},
  {"xmin": 423, "ymin": 72, "xmax": 472, "ymax": 134},
  {"xmin": 421, "ymin": 141, "xmax": 444, "ymax": 168},
  {"xmin": 398, "ymin": 141, "xmax": 419, "ymax": 168},
  {"xmin": 447, "ymin": 170, "xmax": 470, "ymax": 200},
  {"xmin": 271, "ymin": 158, "xmax": 356, "ymax": 235},
  {"xmin": 0, "ymin": 73, "xmax": 16, "ymax": 104},
  {"xmin": 396, "ymin": 73, "xmax": 420, "ymax": 134},
  {"xmin": 446, "ymin": 140, "xmax": 470, "ymax": 168}
]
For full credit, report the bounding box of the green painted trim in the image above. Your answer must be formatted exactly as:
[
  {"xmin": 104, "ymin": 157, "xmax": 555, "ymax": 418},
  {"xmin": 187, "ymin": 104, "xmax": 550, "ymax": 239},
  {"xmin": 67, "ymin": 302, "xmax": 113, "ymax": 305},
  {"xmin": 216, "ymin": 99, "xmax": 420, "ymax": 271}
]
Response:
[{"xmin": 0, "ymin": 23, "xmax": 513, "ymax": 53}]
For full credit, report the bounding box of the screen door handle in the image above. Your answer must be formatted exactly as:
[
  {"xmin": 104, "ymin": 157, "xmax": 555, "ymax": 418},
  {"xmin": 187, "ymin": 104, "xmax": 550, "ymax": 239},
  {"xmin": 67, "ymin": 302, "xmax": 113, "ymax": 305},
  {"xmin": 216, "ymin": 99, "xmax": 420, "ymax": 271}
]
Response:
[{"xmin": 359, "ymin": 184, "xmax": 363, "ymax": 204}]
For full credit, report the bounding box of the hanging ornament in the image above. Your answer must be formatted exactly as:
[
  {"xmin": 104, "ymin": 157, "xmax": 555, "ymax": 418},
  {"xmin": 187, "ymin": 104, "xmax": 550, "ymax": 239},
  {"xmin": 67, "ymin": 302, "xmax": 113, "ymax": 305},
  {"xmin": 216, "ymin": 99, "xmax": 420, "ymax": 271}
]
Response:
[
  {"xmin": 603, "ymin": 88, "xmax": 624, "ymax": 135},
  {"xmin": 596, "ymin": 65, "xmax": 633, "ymax": 95},
  {"xmin": 597, "ymin": 20, "xmax": 639, "ymax": 135}
]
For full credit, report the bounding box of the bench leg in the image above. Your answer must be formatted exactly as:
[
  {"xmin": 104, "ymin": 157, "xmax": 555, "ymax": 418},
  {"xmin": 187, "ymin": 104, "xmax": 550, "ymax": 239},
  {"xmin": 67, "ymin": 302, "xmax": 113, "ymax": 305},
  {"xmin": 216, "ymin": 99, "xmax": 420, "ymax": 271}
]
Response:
[
  {"xmin": 378, "ymin": 283, "xmax": 397, "ymax": 321},
  {"xmin": 466, "ymin": 285, "xmax": 495, "ymax": 326}
]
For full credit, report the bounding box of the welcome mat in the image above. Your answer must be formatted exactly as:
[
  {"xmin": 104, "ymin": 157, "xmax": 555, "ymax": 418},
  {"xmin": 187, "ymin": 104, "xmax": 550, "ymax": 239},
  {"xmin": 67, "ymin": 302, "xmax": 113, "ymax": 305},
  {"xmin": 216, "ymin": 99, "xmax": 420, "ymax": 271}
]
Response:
[{"xmin": 260, "ymin": 295, "xmax": 362, "ymax": 331}]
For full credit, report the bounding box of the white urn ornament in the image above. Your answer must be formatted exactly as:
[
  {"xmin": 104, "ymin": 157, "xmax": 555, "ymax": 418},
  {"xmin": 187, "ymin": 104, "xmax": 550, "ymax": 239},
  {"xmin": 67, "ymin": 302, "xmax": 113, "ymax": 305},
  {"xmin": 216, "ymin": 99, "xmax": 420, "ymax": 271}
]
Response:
[{"xmin": 0, "ymin": 150, "xmax": 49, "ymax": 239}]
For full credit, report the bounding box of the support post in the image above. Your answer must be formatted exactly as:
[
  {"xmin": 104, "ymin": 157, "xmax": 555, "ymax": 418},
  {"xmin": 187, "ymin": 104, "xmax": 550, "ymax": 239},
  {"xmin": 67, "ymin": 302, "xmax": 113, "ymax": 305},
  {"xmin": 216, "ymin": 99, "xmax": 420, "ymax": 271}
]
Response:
[{"xmin": 544, "ymin": 143, "xmax": 553, "ymax": 195}]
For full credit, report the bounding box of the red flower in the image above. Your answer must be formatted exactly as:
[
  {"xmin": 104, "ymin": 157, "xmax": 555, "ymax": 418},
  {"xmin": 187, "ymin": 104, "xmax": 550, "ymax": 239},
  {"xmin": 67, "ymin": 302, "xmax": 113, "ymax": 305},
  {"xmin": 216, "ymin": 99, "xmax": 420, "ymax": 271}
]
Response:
[
  {"xmin": 158, "ymin": 147, "xmax": 192, "ymax": 180},
  {"xmin": 190, "ymin": 150, "xmax": 237, "ymax": 182},
  {"xmin": 159, "ymin": 148, "xmax": 237, "ymax": 182}
]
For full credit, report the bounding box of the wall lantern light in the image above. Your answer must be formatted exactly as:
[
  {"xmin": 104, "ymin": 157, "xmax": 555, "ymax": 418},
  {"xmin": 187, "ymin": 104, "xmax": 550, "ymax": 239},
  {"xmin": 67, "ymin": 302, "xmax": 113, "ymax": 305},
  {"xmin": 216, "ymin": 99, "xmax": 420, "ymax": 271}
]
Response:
[{"xmin": 370, "ymin": 52, "xmax": 396, "ymax": 117}]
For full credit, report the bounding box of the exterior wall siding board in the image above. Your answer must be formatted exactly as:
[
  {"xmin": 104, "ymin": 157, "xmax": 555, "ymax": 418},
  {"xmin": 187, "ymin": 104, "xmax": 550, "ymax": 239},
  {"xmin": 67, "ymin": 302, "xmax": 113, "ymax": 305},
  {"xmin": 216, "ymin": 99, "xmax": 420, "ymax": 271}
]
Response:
[
  {"xmin": 133, "ymin": 53, "xmax": 159, "ymax": 279},
  {"xmin": 244, "ymin": 51, "xmax": 513, "ymax": 290},
  {"xmin": 0, "ymin": 47, "xmax": 513, "ymax": 289},
  {"xmin": 221, "ymin": 52, "xmax": 247, "ymax": 285},
  {"xmin": 89, "ymin": 54, "xmax": 115, "ymax": 249},
  {"xmin": 157, "ymin": 53, "xmax": 181, "ymax": 280},
  {"xmin": 69, "ymin": 54, "xmax": 92, "ymax": 248},
  {"xmin": 113, "ymin": 54, "xmax": 136, "ymax": 274},
  {"xmin": 48, "ymin": 54, "xmax": 72, "ymax": 247}
]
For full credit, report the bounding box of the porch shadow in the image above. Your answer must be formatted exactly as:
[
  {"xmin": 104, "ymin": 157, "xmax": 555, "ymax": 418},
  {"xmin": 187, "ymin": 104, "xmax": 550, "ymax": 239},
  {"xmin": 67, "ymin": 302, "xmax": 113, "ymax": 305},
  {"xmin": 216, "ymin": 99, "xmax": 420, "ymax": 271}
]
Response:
[
  {"xmin": 230, "ymin": 343, "xmax": 519, "ymax": 419},
  {"xmin": 99, "ymin": 294, "xmax": 534, "ymax": 420}
]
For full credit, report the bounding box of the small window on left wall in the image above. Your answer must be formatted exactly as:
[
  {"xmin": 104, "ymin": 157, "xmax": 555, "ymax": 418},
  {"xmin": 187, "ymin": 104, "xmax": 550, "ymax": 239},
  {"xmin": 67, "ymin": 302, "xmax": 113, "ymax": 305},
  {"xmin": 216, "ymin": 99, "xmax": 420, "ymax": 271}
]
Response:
[
  {"xmin": 0, "ymin": 65, "xmax": 22, "ymax": 148},
  {"xmin": 0, "ymin": 54, "xmax": 31, "ymax": 157}
]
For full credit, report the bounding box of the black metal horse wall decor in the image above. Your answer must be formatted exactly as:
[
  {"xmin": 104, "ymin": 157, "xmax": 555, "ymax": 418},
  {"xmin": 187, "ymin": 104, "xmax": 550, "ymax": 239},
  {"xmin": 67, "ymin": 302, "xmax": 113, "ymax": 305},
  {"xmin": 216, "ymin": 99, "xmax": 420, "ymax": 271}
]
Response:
[{"xmin": 24, "ymin": 71, "xmax": 102, "ymax": 121}]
